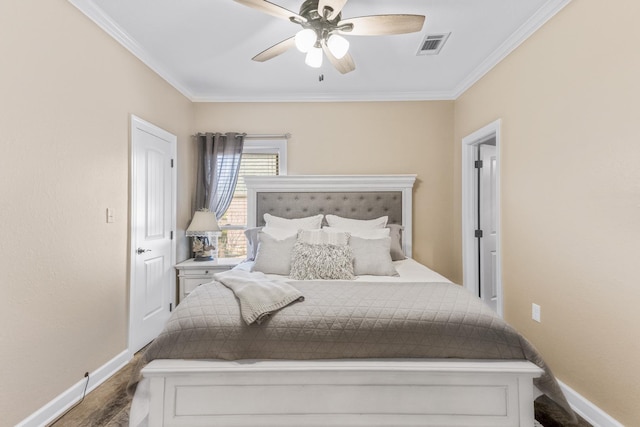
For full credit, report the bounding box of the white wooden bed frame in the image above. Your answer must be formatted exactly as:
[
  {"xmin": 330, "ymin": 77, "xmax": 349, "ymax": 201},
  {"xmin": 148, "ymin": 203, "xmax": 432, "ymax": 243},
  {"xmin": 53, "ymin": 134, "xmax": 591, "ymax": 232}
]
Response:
[{"xmin": 140, "ymin": 175, "xmax": 544, "ymax": 427}]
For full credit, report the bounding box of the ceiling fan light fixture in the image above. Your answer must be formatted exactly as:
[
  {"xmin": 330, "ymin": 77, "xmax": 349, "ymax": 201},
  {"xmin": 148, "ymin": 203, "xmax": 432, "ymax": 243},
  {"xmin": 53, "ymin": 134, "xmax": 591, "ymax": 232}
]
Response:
[
  {"xmin": 327, "ymin": 34, "xmax": 349, "ymax": 59},
  {"xmin": 235, "ymin": 0, "xmax": 426, "ymax": 75},
  {"xmin": 305, "ymin": 46, "xmax": 323, "ymax": 68},
  {"xmin": 295, "ymin": 28, "xmax": 317, "ymax": 52}
]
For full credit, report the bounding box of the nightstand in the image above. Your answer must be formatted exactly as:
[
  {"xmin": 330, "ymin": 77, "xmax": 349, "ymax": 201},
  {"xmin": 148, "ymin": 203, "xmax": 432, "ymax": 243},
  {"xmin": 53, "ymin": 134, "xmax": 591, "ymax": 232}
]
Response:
[{"xmin": 175, "ymin": 258, "xmax": 242, "ymax": 303}]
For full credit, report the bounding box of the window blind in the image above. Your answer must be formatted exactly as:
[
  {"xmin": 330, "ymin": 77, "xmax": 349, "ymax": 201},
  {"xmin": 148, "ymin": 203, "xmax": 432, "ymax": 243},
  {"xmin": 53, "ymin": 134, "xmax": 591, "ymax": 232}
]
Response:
[{"xmin": 218, "ymin": 153, "xmax": 279, "ymax": 257}]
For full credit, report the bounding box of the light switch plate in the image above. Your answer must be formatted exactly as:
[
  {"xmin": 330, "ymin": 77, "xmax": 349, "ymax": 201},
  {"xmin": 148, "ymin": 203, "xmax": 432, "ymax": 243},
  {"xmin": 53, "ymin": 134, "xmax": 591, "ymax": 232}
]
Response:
[{"xmin": 106, "ymin": 208, "xmax": 115, "ymax": 223}]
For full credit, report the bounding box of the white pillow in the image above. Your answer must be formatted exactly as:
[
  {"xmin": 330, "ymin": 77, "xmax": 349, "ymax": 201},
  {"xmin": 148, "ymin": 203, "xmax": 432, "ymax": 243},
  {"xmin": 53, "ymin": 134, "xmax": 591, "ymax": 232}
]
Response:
[
  {"xmin": 349, "ymin": 236, "xmax": 398, "ymax": 277},
  {"xmin": 323, "ymin": 226, "xmax": 390, "ymax": 239},
  {"xmin": 264, "ymin": 213, "xmax": 323, "ymax": 230},
  {"xmin": 387, "ymin": 224, "xmax": 406, "ymax": 261},
  {"xmin": 298, "ymin": 229, "xmax": 349, "ymax": 246},
  {"xmin": 325, "ymin": 214, "xmax": 388, "ymax": 229},
  {"xmin": 251, "ymin": 232, "xmax": 297, "ymax": 275},
  {"xmin": 262, "ymin": 226, "xmax": 298, "ymax": 240}
]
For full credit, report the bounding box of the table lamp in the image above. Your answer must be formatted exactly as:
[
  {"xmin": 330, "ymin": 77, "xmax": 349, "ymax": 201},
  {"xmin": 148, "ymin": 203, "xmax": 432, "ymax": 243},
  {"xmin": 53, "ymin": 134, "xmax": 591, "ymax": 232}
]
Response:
[{"xmin": 186, "ymin": 209, "xmax": 221, "ymax": 261}]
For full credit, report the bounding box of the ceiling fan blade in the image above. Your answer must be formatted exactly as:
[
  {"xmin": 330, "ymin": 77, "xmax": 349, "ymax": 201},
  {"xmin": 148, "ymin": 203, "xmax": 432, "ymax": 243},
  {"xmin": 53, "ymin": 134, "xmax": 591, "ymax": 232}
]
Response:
[
  {"xmin": 252, "ymin": 36, "xmax": 296, "ymax": 62},
  {"xmin": 318, "ymin": 0, "xmax": 348, "ymax": 20},
  {"xmin": 338, "ymin": 14, "xmax": 425, "ymax": 36},
  {"xmin": 234, "ymin": 0, "xmax": 306, "ymax": 23},
  {"xmin": 321, "ymin": 40, "xmax": 355, "ymax": 74}
]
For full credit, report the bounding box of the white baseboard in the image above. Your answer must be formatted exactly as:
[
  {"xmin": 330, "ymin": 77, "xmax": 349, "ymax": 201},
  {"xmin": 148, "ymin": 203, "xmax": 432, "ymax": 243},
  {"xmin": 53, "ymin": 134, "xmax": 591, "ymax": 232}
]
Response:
[
  {"xmin": 16, "ymin": 349, "xmax": 131, "ymax": 427},
  {"xmin": 558, "ymin": 380, "xmax": 624, "ymax": 427}
]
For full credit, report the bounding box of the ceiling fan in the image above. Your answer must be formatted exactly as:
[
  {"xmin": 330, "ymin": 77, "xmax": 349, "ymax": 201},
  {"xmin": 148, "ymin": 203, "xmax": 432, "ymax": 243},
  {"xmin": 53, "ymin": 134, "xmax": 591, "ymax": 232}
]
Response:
[{"xmin": 234, "ymin": 0, "xmax": 426, "ymax": 74}]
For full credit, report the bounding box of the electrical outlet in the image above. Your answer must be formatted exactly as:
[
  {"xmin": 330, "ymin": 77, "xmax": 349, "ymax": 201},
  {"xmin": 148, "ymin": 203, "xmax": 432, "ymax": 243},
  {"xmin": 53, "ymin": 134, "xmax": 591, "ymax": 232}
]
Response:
[{"xmin": 532, "ymin": 303, "xmax": 541, "ymax": 322}]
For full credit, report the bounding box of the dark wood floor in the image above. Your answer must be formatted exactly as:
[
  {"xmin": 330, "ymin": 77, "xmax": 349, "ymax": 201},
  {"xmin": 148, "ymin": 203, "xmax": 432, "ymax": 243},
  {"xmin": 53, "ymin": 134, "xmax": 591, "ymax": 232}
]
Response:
[
  {"xmin": 48, "ymin": 358, "xmax": 134, "ymax": 427},
  {"xmin": 50, "ymin": 353, "xmax": 591, "ymax": 427}
]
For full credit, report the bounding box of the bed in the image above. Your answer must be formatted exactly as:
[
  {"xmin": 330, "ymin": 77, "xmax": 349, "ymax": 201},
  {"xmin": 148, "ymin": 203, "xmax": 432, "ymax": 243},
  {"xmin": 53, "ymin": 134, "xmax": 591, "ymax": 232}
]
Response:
[{"xmin": 129, "ymin": 174, "xmax": 574, "ymax": 427}]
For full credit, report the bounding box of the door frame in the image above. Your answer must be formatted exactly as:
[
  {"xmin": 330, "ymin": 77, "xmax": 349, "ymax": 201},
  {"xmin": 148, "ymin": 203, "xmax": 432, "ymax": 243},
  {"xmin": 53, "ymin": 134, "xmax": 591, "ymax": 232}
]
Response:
[
  {"xmin": 461, "ymin": 119, "xmax": 503, "ymax": 316},
  {"xmin": 128, "ymin": 114, "xmax": 177, "ymax": 356}
]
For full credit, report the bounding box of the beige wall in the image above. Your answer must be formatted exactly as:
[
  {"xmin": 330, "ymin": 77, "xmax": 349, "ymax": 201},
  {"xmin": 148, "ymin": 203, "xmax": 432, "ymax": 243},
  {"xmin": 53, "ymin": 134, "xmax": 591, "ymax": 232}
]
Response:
[
  {"xmin": 453, "ymin": 0, "xmax": 640, "ymax": 424},
  {"xmin": 5, "ymin": 0, "xmax": 638, "ymax": 424},
  {"xmin": 194, "ymin": 101, "xmax": 456, "ymax": 278},
  {"xmin": 0, "ymin": 1, "xmax": 194, "ymax": 425}
]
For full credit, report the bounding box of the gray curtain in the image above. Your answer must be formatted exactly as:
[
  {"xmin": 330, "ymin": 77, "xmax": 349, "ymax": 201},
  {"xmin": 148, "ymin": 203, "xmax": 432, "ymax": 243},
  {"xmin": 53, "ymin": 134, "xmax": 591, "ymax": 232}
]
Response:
[{"xmin": 194, "ymin": 132, "xmax": 245, "ymax": 218}]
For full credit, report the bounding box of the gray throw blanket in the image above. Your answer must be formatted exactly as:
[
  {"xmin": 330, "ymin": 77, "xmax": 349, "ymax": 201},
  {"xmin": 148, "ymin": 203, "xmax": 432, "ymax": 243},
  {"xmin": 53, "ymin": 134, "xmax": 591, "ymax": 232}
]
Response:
[
  {"xmin": 213, "ymin": 270, "xmax": 304, "ymax": 325},
  {"xmin": 128, "ymin": 280, "xmax": 575, "ymax": 422}
]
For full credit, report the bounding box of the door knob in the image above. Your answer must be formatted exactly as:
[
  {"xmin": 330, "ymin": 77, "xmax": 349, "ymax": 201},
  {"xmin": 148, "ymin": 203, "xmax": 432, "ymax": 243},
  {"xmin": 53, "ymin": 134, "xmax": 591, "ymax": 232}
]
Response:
[{"xmin": 137, "ymin": 248, "xmax": 151, "ymax": 254}]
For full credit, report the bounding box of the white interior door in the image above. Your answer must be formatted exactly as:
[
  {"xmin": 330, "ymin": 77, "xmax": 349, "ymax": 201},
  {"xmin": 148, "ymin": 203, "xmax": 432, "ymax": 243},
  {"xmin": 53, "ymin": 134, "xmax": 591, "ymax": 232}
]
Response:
[
  {"xmin": 478, "ymin": 143, "xmax": 497, "ymax": 311},
  {"xmin": 462, "ymin": 120, "xmax": 502, "ymax": 316},
  {"xmin": 130, "ymin": 115, "xmax": 176, "ymax": 353}
]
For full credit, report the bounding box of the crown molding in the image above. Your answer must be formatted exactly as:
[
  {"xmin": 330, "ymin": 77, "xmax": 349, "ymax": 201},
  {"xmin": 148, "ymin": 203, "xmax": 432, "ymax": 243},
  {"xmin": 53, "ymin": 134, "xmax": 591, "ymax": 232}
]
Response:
[
  {"xmin": 68, "ymin": 0, "xmax": 195, "ymax": 100},
  {"xmin": 451, "ymin": 0, "xmax": 572, "ymax": 98},
  {"xmin": 191, "ymin": 90, "xmax": 455, "ymax": 103}
]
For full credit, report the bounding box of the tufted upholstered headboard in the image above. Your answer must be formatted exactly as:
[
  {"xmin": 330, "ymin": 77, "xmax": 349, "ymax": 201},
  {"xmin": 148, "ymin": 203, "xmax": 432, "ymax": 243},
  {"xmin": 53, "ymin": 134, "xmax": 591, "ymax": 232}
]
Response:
[
  {"xmin": 255, "ymin": 192, "xmax": 403, "ymax": 226},
  {"xmin": 244, "ymin": 175, "xmax": 417, "ymax": 257}
]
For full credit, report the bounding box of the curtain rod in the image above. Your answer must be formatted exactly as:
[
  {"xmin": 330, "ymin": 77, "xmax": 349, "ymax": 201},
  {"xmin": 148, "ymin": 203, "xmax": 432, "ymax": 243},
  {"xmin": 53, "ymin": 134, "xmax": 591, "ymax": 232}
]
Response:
[
  {"xmin": 246, "ymin": 133, "xmax": 291, "ymax": 140},
  {"xmin": 192, "ymin": 133, "xmax": 291, "ymax": 140}
]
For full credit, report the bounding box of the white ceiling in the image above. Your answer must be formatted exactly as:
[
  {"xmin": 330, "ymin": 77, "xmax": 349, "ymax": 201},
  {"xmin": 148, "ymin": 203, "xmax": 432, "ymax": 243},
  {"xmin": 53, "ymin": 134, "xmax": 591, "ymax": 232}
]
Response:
[{"xmin": 70, "ymin": 0, "xmax": 570, "ymax": 102}]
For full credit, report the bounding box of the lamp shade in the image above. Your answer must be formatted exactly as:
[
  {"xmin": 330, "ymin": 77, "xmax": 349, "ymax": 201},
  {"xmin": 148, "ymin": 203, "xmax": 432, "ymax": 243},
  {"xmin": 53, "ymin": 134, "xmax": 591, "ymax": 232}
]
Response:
[{"xmin": 186, "ymin": 210, "xmax": 220, "ymax": 236}]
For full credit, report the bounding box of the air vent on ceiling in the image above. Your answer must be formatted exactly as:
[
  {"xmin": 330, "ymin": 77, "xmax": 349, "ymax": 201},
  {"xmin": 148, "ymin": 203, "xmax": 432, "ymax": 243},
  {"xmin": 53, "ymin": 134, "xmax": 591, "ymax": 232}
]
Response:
[{"xmin": 417, "ymin": 32, "xmax": 451, "ymax": 56}]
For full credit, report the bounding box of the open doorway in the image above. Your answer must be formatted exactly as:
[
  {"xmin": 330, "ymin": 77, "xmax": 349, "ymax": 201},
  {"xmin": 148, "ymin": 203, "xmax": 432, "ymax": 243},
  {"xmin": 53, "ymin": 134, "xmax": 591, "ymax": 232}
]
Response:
[{"xmin": 461, "ymin": 119, "xmax": 502, "ymax": 316}]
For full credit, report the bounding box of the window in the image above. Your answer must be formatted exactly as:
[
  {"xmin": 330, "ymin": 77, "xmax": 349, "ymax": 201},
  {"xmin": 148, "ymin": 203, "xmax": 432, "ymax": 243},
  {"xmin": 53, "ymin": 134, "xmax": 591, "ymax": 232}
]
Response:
[{"xmin": 217, "ymin": 139, "xmax": 287, "ymax": 258}]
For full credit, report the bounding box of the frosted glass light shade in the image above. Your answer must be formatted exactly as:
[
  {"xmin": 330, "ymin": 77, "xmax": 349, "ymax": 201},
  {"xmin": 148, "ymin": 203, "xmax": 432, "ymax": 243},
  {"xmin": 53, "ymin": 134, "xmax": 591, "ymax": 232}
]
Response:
[
  {"xmin": 327, "ymin": 34, "xmax": 349, "ymax": 59},
  {"xmin": 305, "ymin": 47, "xmax": 323, "ymax": 68},
  {"xmin": 295, "ymin": 29, "xmax": 317, "ymax": 53}
]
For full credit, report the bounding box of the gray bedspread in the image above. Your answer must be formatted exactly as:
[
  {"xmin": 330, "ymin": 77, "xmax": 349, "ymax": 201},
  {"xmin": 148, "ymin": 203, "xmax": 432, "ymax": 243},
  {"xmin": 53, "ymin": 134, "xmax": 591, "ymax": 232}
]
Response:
[{"xmin": 129, "ymin": 279, "xmax": 575, "ymax": 420}]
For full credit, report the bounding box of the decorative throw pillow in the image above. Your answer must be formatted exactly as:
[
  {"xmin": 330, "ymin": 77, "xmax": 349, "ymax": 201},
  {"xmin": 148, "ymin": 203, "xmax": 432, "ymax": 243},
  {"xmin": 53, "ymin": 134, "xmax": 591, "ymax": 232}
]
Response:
[
  {"xmin": 243, "ymin": 227, "xmax": 263, "ymax": 261},
  {"xmin": 264, "ymin": 213, "xmax": 323, "ymax": 230},
  {"xmin": 323, "ymin": 226, "xmax": 390, "ymax": 239},
  {"xmin": 289, "ymin": 242, "xmax": 355, "ymax": 280},
  {"xmin": 251, "ymin": 232, "xmax": 297, "ymax": 275},
  {"xmin": 349, "ymin": 236, "xmax": 398, "ymax": 276},
  {"xmin": 298, "ymin": 229, "xmax": 350, "ymax": 246},
  {"xmin": 325, "ymin": 214, "xmax": 388, "ymax": 229},
  {"xmin": 387, "ymin": 224, "xmax": 406, "ymax": 261}
]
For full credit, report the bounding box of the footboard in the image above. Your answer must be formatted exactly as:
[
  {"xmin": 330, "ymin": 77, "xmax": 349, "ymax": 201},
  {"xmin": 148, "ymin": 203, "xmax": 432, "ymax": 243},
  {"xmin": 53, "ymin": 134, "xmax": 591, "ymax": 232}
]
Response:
[{"xmin": 142, "ymin": 358, "xmax": 543, "ymax": 427}]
